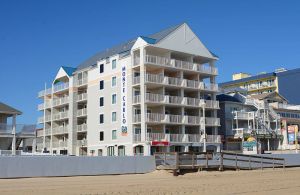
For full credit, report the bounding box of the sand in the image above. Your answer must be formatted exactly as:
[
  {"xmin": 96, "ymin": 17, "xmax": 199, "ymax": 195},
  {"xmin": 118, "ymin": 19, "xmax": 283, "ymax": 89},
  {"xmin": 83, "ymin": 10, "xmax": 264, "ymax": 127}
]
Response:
[{"xmin": 0, "ymin": 168, "xmax": 300, "ymax": 195}]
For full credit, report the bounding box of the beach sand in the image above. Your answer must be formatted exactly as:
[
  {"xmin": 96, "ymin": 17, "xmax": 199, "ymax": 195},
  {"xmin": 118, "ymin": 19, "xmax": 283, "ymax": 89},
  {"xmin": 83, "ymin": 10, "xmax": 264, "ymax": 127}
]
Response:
[{"xmin": 0, "ymin": 168, "xmax": 300, "ymax": 195}]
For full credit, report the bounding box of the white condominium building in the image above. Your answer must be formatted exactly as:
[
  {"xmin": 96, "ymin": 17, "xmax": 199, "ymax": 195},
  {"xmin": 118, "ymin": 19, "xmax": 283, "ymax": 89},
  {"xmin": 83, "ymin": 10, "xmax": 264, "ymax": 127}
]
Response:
[{"xmin": 37, "ymin": 23, "xmax": 221, "ymax": 156}]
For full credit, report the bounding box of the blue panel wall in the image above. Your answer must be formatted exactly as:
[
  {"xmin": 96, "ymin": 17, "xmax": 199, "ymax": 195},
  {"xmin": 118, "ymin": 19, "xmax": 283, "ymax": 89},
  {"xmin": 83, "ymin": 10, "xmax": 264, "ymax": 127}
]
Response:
[{"xmin": 277, "ymin": 68, "xmax": 300, "ymax": 104}]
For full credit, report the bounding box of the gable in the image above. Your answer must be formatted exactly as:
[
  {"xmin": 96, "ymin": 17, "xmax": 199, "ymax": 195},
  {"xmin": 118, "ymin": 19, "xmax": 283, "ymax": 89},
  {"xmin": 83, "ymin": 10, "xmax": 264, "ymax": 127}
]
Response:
[
  {"xmin": 154, "ymin": 23, "xmax": 215, "ymax": 59},
  {"xmin": 54, "ymin": 67, "xmax": 70, "ymax": 83}
]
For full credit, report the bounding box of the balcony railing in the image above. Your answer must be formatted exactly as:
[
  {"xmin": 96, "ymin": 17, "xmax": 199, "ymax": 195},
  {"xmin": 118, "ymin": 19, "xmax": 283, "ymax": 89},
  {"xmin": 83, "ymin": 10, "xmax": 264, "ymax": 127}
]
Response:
[
  {"xmin": 38, "ymin": 100, "xmax": 51, "ymax": 110},
  {"xmin": 38, "ymin": 115, "xmax": 52, "ymax": 123},
  {"xmin": 52, "ymin": 112, "xmax": 69, "ymax": 121},
  {"xmin": 38, "ymin": 88, "xmax": 52, "ymax": 97},
  {"xmin": 270, "ymin": 102, "xmax": 300, "ymax": 111},
  {"xmin": 76, "ymin": 77, "xmax": 88, "ymax": 86},
  {"xmin": 232, "ymin": 111, "xmax": 255, "ymax": 119},
  {"xmin": 52, "ymin": 126, "xmax": 68, "ymax": 135},
  {"xmin": 0, "ymin": 123, "xmax": 36, "ymax": 135},
  {"xmin": 52, "ymin": 141, "xmax": 68, "ymax": 148},
  {"xmin": 144, "ymin": 55, "xmax": 218, "ymax": 75},
  {"xmin": 77, "ymin": 93, "xmax": 87, "ymax": 102},
  {"xmin": 134, "ymin": 113, "xmax": 220, "ymax": 126},
  {"xmin": 144, "ymin": 73, "xmax": 218, "ymax": 92},
  {"xmin": 53, "ymin": 82, "xmax": 69, "ymax": 93},
  {"xmin": 52, "ymin": 96, "xmax": 69, "ymax": 107},
  {"xmin": 77, "ymin": 139, "xmax": 87, "ymax": 147},
  {"xmin": 77, "ymin": 108, "xmax": 87, "ymax": 117},
  {"xmin": 133, "ymin": 133, "xmax": 221, "ymax": 143},
  {"xmin": 77, "ymin": 124, "xmax": 87, "ymax": 132}
]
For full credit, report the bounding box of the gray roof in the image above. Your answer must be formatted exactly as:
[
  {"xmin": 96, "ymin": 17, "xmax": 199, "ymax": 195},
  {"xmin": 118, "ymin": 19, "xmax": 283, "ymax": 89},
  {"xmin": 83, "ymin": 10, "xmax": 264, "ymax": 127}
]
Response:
[
  {"xmin": 76, "ymin": 23, "xmax": 184, "ymax": 71},
  {"xmin": 0, "ymin": 102, "xmax": 22, "ymax": 115}
]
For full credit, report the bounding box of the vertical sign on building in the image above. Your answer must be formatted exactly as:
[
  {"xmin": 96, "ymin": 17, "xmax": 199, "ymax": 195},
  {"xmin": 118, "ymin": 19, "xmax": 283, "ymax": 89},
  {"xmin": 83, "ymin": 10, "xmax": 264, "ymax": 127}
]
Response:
[{"xmin": 121, "ymin": 64, "xmax": 128, "ymax": 136}]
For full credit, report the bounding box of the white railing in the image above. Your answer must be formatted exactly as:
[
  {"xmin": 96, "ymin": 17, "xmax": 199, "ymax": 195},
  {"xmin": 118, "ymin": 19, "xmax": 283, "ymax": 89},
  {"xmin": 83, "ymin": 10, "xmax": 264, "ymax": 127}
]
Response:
[
  {"xmin": 38, "ymin": 100, "xmax": 51, "ymax": 110},
  {"xmin": 77, "ymin": 108, "xmax": 87, "ymax": 117},
  {"xmin": 146, "ymin": 113, "xmax": 165, "ymax": 122},
  {"xmin": 77, "ymin": 93, "xmax": 87, "ymax": 102},
  {"xmin": 133, "ymin": 76, "xmax": 140, "ymax": 85},
  {"xmin": 77, "ymin": 139, "xmax": 87, "ymax": 147},
  {"xmin": 168, "ymin": 95, "xmax": 183, "ymax": 105},
  {"xmin": 133, "ymin": 134, "xmax": 141, "ymax": 142},
  {"xmin": 146, "ymin": 133, "xmax": 167, "ymax": 141},
  {"xmin": 133, "ymin": 95, "xmax": 141, "ymax": 104},
  {"xmin": 186, "ymin": 116, "xmax": 201, "ymax": 124},
  {"xmin": 146, "ymin": 93, "xmax": 165, "ymax": 103},
  {"xmin": 133, "ymin": 114, "xmax": 141, "ymax": 123},
  {"xmin": 206, "ymin": 135, "xmax": 221, "ymax": 143},
  {"xmin": 233, "ymin": 111, "xmax": 255, "ymax": 119},
  {"xmin": 52, "ymin": 112, "xmax": 69, "ymax": 121},
  {"xmin": 145, "ymin": 73, "xmax": 164, "ymax": 83},
  {"xmin": 76, "ymin": 77, "xmax": 88, "ymax": 86},
  {"xmin": 38, "ymin": 115, "xmax": 51, "ymax": 123},
  {"xmin": 167, "ymin": 77, "xmax": 182, "ymax": 86},
  {"xmin": 38, "ymin": 88, "xmax": 52, "ymax": 97},
  {"xmin": 169, "ymin": 134, "xmax": 185, "ymax": 142},
  {"xmin": 144, "ymin": 55, "xmax": 218, "ymax": 75},
  {"xmin": 52, "ymin": 126, "xmax": 68, "ymax": 134},
  {"xmin": 133, "ymin": 57, "xmax": 140, "ymax": 66},
  {"xmin": 53, "ymin": 141, "xmax": 68, "ymax": 148},
  {"xmin": 205, "ymin": 117, "xmax": 220, "ymax": 126},
  {"xmin": 168, "ymin": 114, "xmax": 183, "ymax": 123},
  {"xmin": 77, "ymin": 124, "xmax": 87, "ymax": 132},
  {"xmin": 205, "ymin": 100, "xmax": 219, "ymax": 109},
  {"xmin": 270, "ymin": 102, "xmax": 300, "ymax": 111},
  {"xmin": 52, "ymin": 96, "xmax": 69, "ymax": 107},
  {"xmin": 53, "ymin": 82, "xmax": 69, "ymax": 93}
]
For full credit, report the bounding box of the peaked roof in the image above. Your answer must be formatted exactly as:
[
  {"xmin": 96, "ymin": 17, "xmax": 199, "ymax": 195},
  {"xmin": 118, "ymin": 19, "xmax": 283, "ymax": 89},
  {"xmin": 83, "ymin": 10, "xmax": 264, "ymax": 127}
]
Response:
[
  {"xmin": 61, "ymin": 66, "xmax": 76, "ymax": 76},
  {"xmin": 0, "ymin": 102, "xmax": 22, "ymax": 115},
  {"xmin": 76, "ymin": 23, "xmax": 213, "ymax": 71},
  {"xmin": 250, "ymin": 91, "xmax": 288, "ymax": 102}
]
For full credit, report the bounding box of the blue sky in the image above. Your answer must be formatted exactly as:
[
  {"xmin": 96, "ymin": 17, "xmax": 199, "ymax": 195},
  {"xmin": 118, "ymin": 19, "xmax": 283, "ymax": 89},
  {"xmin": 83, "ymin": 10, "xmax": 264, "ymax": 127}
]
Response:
[{"xmin": 0, "ymin": 0, "xmax": 299, "ymax": 124}]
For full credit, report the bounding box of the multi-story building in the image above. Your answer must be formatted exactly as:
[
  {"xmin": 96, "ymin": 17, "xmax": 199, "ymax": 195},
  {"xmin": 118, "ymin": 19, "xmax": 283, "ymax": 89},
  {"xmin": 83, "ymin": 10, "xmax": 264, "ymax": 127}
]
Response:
[
  {"xmin": 217, "ymin": 93, "xmax": 281, "ymax": 154},
  {"xmin": 0, "ymin": 102, "xmax": 35, "ymax": 155},
  {"xmin": 37, "ymin": 23, "xmax": 221, "ymax": 156},
  {"xmin": 220, "ymin": 68, "xmax": 300, "ymax": 104}
]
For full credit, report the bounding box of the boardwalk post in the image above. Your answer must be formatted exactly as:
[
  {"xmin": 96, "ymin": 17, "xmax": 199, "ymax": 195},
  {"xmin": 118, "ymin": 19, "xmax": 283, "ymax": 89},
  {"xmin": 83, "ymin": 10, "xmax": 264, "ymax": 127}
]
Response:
[
  {"xmin": 260, "ymin": 156, "xmax": 263, "ymax": 170},
  {"xmin": 192, "ymin": 153, "xmax": 195, "ymax": 169},
  {"xmin": 272, "ymin": 158, "xmax": 275, "ymax": 170},
  {"xmin": 164, "ymin": 153, "xmax": 167, "ymax": 166},
  {"xmin": 249, "ymin": 156, "xmax": 251, "ymax": 170},
  {"xmin": 206, "ymin": 152, "xmax": 209, "ymax": 169},
  {"xmin": 235, "ymin": 154, "xmax": 238, "ymax": 171},
  {"xmin": 219, "ymin": 153, "xmax": 224, "ymax": 171},
  {"xmin": 173, "ymin": 152, "xmax": 179, "ymax": 176},
  {"xmin": 283, "ymin": 159, "xmax": 285, "ymax": 170}
]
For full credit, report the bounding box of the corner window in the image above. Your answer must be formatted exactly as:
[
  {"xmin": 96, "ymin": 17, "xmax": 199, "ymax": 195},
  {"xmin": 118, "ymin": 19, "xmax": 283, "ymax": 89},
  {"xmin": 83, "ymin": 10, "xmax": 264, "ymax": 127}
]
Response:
[
  {"xmin": 100, "ymin": 80, "xmax": 104, "ymax": 90},
  {"xmin": 112, "ymin": 94, "xmax": 117, "ymax": 104},
  {"xmin": 99, "ymin": 114, "xmax": 104, "ymax": 124},
  {"xmin": 99, "ymin": 131, "xmax": 104, "ymax": 141},
  {"xmin": 112, "ymin": 76, "xmax": 117, "ymax": 87},
  {"xmin": 99, "ymin": 64, "xmax": 104, "ymax": 73},
  {"xmin": 112, "ymin": 59, "xmax": 116, "ymax": 69},
  {"xmin": 112, "ymin": 130, "xmax": 117, "ymax": 140},
  {"xmin": 112, "ymin": 112, "xmax": 117, "ymax": 122}
]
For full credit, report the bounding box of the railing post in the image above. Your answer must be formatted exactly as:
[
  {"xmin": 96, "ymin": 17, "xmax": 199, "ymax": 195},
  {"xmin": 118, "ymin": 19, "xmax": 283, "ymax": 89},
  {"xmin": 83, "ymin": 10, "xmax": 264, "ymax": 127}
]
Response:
[
  {"xmin": 235, "ymin": 154, "xmax": 238, "ymax": 171},
  {"xmin": 206, "ymin": 152, "xmax": 209, "ymax": 169},
  {"xmin": 261, "ymin": 156, "xmax": 263, "ymax": 170},
  {"xmin": 164, "ymin": 153, "xmax": 166, "ymax": 166},
  {"xmin": 219, "ymin": 153, "xmax": 224, "ymax": 171},
  {"xmin": 192, "ymin": 152, "xmax": 195, "ymax": 169},
  {"xmin": 249, "ymin": 156, "xmax": 251, "ymax": 170},
  {"xmin": 272, "ymin": 158, "xmax": 275, "ymax": 170}
]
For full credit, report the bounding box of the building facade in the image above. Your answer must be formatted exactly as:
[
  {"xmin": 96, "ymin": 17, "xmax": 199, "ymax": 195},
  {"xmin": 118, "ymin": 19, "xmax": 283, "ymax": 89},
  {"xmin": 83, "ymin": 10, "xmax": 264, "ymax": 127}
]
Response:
[
  {"xmin": 37, "ymin": 23, "xmax": 221, "ymax": 156},
  {"xmin": 0, "ymin": 102, "xmax": 35, "ymax": 155},
  {"xmin": 220, "ymin": 68, "xmax": 300, "ymax": 104}
]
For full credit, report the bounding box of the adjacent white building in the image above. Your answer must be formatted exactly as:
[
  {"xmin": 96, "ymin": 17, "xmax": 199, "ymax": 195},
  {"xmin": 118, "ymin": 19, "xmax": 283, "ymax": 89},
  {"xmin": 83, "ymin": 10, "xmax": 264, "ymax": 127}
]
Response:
[{"xmin": 37, "ymin": 23, "xmax": 221, "ymax": 156}]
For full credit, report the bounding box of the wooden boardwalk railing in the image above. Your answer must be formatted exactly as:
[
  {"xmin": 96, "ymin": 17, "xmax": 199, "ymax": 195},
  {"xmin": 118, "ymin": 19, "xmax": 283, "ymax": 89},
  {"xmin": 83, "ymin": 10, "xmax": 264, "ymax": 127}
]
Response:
[{"xmin": 154, "ymin": 152, "xmax": 285, "ymax": 174}]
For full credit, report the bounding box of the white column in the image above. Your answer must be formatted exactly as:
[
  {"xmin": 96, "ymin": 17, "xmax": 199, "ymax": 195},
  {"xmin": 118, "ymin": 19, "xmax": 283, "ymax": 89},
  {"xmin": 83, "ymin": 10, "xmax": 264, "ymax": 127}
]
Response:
[
  {"xmin": 12, "ymin": 114, "xmax": 16, "ymax": 155},
  {"xmin": 43, "ymin": 83, "xmax": 46, "ymax": 150},
  {"xmin": 50, "ymin": 83, "xmax": 54, "ymax": 154},
  {"xmin": 140, "ymin": 47, "xmax": 147, "ymax": 142}
]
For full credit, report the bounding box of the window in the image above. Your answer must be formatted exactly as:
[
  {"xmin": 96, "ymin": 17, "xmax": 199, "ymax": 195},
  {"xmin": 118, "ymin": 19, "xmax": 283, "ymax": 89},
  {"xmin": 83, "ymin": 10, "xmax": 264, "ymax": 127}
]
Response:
[
  {"xmin": 99, "ymin": 131, "xmax": 104, "ymax": 141},
  {"xmin": 112, "ymin": 76, "xmax": 117, "ymax": 87},
  {"xmin": 112, "ymin": 59, "xmax": 116, "ymax": 69},
  {"xmin": 112, "ymin": 112, "xmax": 117, "ymax": 122},
  {"xmin": 100, "ymin": 80, "xmax": 104, "ymax": 90},
  {"xmin": 99, "ymin": 114, "xmax": 104, "ymax": 124},
  {"xmin": 99, "ymin": 64, "xmax": 104, "ymax": 73},
  {"xmin": 100, "ymin": 97, "xmax": 104, "ymax": 107},
  {"xmin": 112, "ymin": 130, "xmax": 117, "ymax": 140},
  {"xmin": 112, "ymin": 94, "xmax": 117, "ymax": 104},
  {"xmin": 98, "ymin": 149, "xmax": 103, "ymax": 156},
  {"xmin": 108, "ymin": 146, "xmax": 114, "ymax": 156}
]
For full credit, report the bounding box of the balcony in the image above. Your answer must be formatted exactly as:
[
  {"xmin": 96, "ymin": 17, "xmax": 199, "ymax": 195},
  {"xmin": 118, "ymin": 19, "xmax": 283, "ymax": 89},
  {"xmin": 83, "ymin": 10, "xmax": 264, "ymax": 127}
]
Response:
[
  {"xmin": 133, "ymin": 93, "xmax": 219, "ymax": 109},
  {"xmin": 52, "ymin": 141, "xmax": 68, "ymax": 148},
  {"xmin": 144, "ymin": 73, "xmax": 218, "ymax": 92},
  {"xmin": 232, "ymin": 111, "xmax": 255, "ymax": 120},
  {"xmin": 144, "ymin": 55, "xmax": 218, "ymax": 75},
  {"xmin": 52, "ymin": 112, "xmax": 69, "ymax": 121},
  {"xmin": 52, "ymin": 126, "xmax": 68, "ymax": 135},
  {"xmin": 38, "ymin": 88, "xmax": 52, "ymax": 97},
  {"xmin": 0, "ymin": 123, "xmax": 36, "ymax": 136},
  {"xmin": 52, "ymin": 96, "xmax": 69, "ymax": 107},
  {"xmin": 77, "ymin": 124, "xmax": 87, "ymax": 132},
  {"xmin": 133, "ymin": 133, "xmax": 221, "ymax": 143},
  {"xmin": 77, "ymin": 93, "xmax": 87, "ymax": 102},
  {"xmin": 77, "ymin": 139, "xmax": 87, "ymax": 147},
  {"xmin": 76, "ymin": 77, "xmax": 88, "ymax": 86},
  {"xmin": 77, "ymin": 108, "xmax": 87, "ymax": 117},
  {"xmin": 270, "ymin": 102, "xmax": 300, "ymax": 111},
  {"xmin": 53, "ymin": 82, "xmax": 69, "ymax": 93},
  {"xmin": 133, "ymin": 113, "xmax": 220, "ymax": 126},
  {"xmin": 38, "ymin": 100, "xmax": 51, "ymax": 110},
  {"xmin": 38, "ymin": 115, "xmax": 52, "ymax": 123}
]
